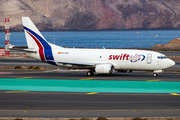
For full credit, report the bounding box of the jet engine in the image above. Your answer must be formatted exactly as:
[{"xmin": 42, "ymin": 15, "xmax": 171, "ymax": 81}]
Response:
[{"xmin": 95, "ymin": 64, "xmax": 114, "ymax": 74}]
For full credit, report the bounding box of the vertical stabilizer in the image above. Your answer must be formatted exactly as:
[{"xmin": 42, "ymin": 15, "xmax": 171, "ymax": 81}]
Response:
[
  {"xmin": 22, "ymin": 17, "xmax": 51, "ymax": 49},
  {"xmin": 22, "ymin": 17, "xmax": 57, "ymax": 64}
]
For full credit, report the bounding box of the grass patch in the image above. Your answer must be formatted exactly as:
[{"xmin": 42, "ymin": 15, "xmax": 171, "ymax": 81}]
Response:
[
  {"xmin": 133, "ymin": 117, "xmax": 147, "ymax": 120},
  {"xmin": 4, "ymin": 66, "xmax": 14, "ymax": 69},
  {"xmin": 28, "ymin": 66, "xmax": 35, "ymax": 69},
  {"xmin": 167, "ymin": 118, "xmax": 173, "ymax": 120},
  {"xmin": 14, "ymin": 118, "xmax": 23, "ymax": 120},
  {"xmin": 34, "ymin": 66, "xmax": 44, "ymax": 70},
  {"xmin": 97, "ymin": 117, "xmax": 108, "ymax": 120},
  {"xmin": 14, "ymin": 65, "xmax": 24, "ymax": 69},
  {"xmin": 80, "ymin": 117, "xmax": 91, "ymax": 120}
]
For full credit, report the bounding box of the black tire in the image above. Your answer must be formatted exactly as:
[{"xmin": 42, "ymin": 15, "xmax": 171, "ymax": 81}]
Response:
[
  {"xmin": 153, "ymin": 73, "xmax": 158, "ymax": 77},
  {"xmin": 87, "ymin": 71, "xmax": 93, "ymax": 76}
]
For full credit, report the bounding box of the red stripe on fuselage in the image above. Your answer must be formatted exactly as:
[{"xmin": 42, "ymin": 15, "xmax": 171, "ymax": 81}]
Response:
[{"xmin": 26, "ymin": 31, "xmax": 46, "ymax": 62}]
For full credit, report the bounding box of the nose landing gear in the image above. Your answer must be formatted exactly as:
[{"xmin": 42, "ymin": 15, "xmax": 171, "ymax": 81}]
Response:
[
  {"xmin": 153, "ymin": 70, "xmax": 163, "ymax": 77},
  {"xmin": 153, "ymin": 73, "xmax": 158, "ymax": 77}
]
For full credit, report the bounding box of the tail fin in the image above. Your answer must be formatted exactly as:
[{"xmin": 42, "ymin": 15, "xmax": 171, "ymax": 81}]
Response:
[
  {"xmin": 22, "ymin": 17, "xmax": 58, "ymax": 64},
  {"xmin": 22, "ymin": 17, "xmax": 51, "ymax": 49}
]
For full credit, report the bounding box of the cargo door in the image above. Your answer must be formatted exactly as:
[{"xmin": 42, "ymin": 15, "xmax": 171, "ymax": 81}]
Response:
[{"xmin": 147, "ymin": 54, "xmax": 152, "ymax": 64}]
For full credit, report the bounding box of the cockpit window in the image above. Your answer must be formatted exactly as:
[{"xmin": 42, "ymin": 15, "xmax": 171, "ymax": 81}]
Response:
[{"xmin": 157, "ymin": 56, "xmax": 168, "ymax": 59}]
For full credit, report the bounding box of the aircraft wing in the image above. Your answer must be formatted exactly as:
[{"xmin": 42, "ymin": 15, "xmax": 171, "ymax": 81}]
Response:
[{"xmin": 53, "ymin": 61, "xmax": 95, "ymax": 66}]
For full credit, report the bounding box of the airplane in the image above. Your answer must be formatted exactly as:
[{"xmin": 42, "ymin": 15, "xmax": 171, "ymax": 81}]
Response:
[{"xmin": 21, "ymin": 17, "xmax": 175, "ymax": 77}]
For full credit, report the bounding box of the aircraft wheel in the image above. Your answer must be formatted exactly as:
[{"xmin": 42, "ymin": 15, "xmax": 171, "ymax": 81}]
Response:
[
  {"xmin": 87, "ymin": 71, "xmax": 93, "ymax": 76},
  {"xmin": 153, "ymin": 73, "xmax": 158, "ymax": 77}
]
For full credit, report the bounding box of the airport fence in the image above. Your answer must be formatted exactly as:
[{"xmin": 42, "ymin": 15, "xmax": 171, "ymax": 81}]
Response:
[{"xmin": 0, "ymin": 48, "xmax": 5, "ymax": 56}]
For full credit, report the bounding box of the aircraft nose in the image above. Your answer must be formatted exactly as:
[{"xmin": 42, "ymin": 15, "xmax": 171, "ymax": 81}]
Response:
[
  {"xmin": 161, "ymin": 59, "xmax": 175, "ymax": 69},
  {"xmin": 167, "ymin": 59, "xmax": 175, "ymax": 67}
]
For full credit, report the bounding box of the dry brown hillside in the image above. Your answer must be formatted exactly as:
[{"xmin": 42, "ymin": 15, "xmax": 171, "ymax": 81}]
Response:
[{"xmin": 1, "ymin": 0, "xmax": 180, "ymax": 31}]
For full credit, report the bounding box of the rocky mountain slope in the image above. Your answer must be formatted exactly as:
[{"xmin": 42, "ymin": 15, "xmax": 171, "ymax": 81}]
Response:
[
  {"xmin": 1, "ymin": 0, "xmax": 180, "ymax": 31},
  {"xmin": 151, "ymin": 44, "xmax": 180, "ymax": 51}
]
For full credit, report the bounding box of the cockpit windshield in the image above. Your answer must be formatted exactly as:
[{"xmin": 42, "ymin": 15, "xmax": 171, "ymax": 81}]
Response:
[{"xmin": 157, "ymin": 56, "xmax": 168, "ymax": 59}]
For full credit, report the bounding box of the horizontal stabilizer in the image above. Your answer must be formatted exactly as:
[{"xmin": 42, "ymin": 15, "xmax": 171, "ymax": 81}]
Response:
[{"xmin": 10, "ymin": 48, "xmax": 37, "ymax": 53}]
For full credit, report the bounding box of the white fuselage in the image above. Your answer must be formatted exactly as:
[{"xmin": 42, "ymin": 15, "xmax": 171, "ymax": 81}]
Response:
[{"xmin": 26, "ymin": 48, "xmax": 175, "ymax": 71}]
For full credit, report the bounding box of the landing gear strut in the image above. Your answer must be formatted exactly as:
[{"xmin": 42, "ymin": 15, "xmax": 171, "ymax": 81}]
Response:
[{"xmin": 87, "ymin": 71, "xmax": 94, "ymax": 76}]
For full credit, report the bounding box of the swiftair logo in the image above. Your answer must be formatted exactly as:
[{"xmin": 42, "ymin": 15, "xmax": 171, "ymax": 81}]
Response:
[{"xmin": 108, "ymin": 54, "xmax": 145, "ymax": 63}]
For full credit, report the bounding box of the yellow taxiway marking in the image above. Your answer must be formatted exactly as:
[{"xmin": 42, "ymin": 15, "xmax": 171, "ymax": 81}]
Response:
[
  {"xmin": 86, "ymin": 92, "xmax": 98, "ymax": 95},
  {"xmin": 170, "ymin": 93, "xmax": 180, "ymax": 96},
  {"xmin": 16, "ymin": 77, "xmax": 33, "ymax": 79},
  {"xmin": 79, "ymin": 78, "xmax": 96, "ymax": 80},
  {"xmin": 146, "ymin": 79, "xmax": 161, "ymax": 82},
  {"xmin": 5, "ymin": 91, "xmax": 29, "ymax": 93}
]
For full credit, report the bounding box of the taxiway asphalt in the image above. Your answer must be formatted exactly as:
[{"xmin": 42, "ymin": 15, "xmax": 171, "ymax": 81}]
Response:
[{"xmin": 0, "ymin": 91, "xmax": 180, "ymax": 118}]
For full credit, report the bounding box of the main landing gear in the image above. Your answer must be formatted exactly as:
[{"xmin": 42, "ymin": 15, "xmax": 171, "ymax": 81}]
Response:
[{"xmin": 87, "ymin": 71, "xmax": 94, "ymax": 76}]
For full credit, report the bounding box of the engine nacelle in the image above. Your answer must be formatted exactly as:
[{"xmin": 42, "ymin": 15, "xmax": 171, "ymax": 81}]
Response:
[{"xmin": 95, "ymin": 64, "xmax": 114, "ymax": 74}]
